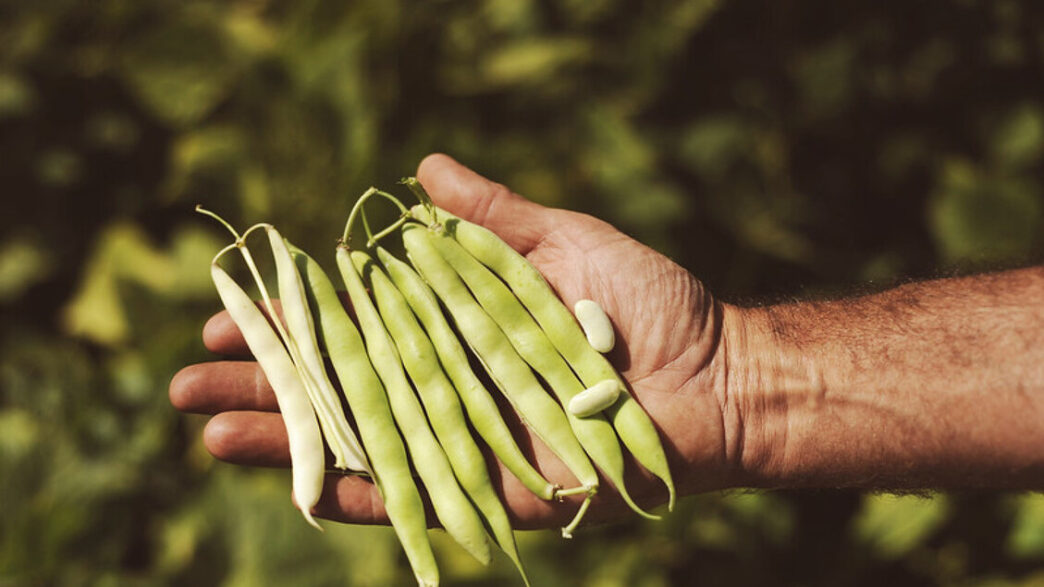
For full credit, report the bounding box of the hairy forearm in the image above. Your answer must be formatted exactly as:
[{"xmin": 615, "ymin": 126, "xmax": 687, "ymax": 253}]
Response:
[{"xmin": 722, "ymin": 266, "xmax": 1044, "ymax": 489}]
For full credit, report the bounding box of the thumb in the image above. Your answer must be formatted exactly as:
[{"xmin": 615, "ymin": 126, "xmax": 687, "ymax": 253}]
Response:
[{"xmin": 415, "ymin": 154, "xmax": 554, "ymax": 254}]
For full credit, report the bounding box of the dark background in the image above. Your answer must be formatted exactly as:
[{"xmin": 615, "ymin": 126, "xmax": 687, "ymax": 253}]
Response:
[{"xmin": 2, "ymin": 0, "xmax": 1043, "ymax": 585}]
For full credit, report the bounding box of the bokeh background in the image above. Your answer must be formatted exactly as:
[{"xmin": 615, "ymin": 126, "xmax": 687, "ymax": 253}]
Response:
[{"xmin": 3, "ymin": 0, "xmax": 1044, "ymax": 585}]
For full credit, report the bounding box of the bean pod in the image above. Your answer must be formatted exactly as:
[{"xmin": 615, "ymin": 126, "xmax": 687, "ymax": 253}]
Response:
[
  {"xmin": 292, "ymin": 246, "xmax": 439, "ymax": 586},
  {"xmin": 267, "ymin": 227, "xmax": 370, "ymax": 474},
  {"xmin": 209, "ymin": 263, "xmax": 324, "ymax": 530},
  {"xmin": 412, "ymin": 204, "xmax": 676, "ymax": 511},
  {"xmin": 336, "ymin": 244, "xmax": 492, "ymax": 566},
  {"xmin": 376, "ymin": 246, "xmax": 556, "ymax": 502},
  {"xmin": 401, "ymin": 223, "xmax": 600, "ymax": 529},
  {"xmin": 423, "ymin": 226, "xmax": 658, "ymax": 523},
  {"xmin": 358, "ymin": 250, "xmax": 529, "ymax": 585}
]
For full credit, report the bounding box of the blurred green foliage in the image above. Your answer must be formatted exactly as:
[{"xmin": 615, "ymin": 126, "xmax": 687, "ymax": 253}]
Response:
[{"xmin": 2, "ymin": 0, "xmax": 1043, "ymax": 585}]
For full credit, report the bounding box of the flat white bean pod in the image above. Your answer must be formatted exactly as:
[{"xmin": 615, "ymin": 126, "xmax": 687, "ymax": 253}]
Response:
[
  {"xmin": 574, "ymin": 299, "xmax": 615, "ymax": 353},
  {"xmin": 567, "ymin": 379, "xmax": 622, "ymax": 418},
  {"xmin": 211, "ymin": 264, "xmax": 324, "ymax": 530},
  {"xmin": 267, "ymin": 228, "xmax": 371, "ymax": 475}
]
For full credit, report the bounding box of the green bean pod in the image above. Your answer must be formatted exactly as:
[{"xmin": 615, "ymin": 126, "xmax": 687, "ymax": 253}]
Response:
[
  {"xmin": 400, "ymin": 224, "xmax": 599, "ymax": 501},
  {"xmin": 424, "ymin": 228, "xmax": 658, "ymax": 522},
  {"xmin": 268, "ymin": 227, "xmax": 370, "ymax": 474},
  {"xmin": 357, "ymin": 251, "xmax": 530, "ymax": 586},
  {"xmin": 376, "ymin": 246, "xmax": 557, "ymax": 502},
  {"xmin": 291, "ymin": 247, "xmax": 439, "ymax": 587},
  {"xmin": 413, "ymin": 205, "xmax": 676, "ymax": 511},
  {"xmin": 210, "ymin": 263, "xmax": 324, "ymax": 530},
  {"xmin": 336, "ymin": 245, "xmax": 492, "ymax": 566}
]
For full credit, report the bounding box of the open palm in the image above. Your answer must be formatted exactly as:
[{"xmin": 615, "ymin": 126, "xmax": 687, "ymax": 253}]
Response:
[{"xmin": 170, "ymin": 154, "xmax": 733, "ymax": 530}]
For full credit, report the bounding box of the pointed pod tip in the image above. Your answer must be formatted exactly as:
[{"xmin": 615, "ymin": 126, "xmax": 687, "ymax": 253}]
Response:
[{"xmin": 300, "ymin": 508, "xmax": 324, "ymax": 532}]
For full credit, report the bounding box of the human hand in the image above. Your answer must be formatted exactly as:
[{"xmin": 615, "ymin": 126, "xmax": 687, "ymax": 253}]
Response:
[{"xmin": 169, "ymin": 154, "xmax": 737, "ymax": 530}]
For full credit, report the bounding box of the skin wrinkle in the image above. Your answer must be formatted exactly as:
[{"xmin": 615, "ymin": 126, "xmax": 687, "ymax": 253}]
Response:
[
  {"xmin": 741, "ymin": 267, "xmax": 1044, "ymax": 489},
  {"xmin": 174, "ymin": 155, "xmax": 1044, "ymax": 532},
  {"xmin": 709, "ymin": 303, "xmax": 741, "ymax": 480}
]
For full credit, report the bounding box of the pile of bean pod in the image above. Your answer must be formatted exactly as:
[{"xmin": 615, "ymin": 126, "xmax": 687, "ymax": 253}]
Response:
[{"xmin": 200, "ymin": 179, "xmax": 675, "ymax": 587}]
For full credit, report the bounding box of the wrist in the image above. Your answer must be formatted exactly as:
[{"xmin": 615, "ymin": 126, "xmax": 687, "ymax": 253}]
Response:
[{"xmin": 714, "ymin": 302, "xmax": 826, "ymax": 488}]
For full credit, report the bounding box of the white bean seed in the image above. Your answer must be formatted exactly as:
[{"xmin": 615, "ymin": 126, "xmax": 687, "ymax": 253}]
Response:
[
  {"xmin": 574, "ymin": 299, "xmax": 615, "ymax": 353},
  {"xmin": 567, "ymin": 379, "xmax": 622, "ymax": 418}
]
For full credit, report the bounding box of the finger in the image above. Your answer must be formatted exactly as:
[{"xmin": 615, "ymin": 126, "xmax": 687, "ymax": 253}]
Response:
[
  {"xmin": 203, "ymin": 413, "xmax": 399, "ymax": 526},
  {"xmin": 203, "ymin": 295, "xmax": 356, "ymax": 357},
  {"xmin": 204, "ymin": 297, "xmax": 294, "ymax": 356},
  {"xmin": 170, "ymin": 362, "xmax": 279, "ymax": 414},
  {"xmin": 202, "ymin": 310, "xmax": 246, "ymax": 356},
  {"xmin": 415, "ymin": 153, "xmax": 558, "ymax": 255},
  {"xmin": 204, "ymin": 411, "xmax": 290, "ymax": 467},
  {"xmin": 313, "ymin": 475, "xmax": 393, "ymax": 526}
]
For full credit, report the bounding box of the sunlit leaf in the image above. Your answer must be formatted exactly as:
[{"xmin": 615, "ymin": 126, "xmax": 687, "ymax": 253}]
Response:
[
  {"xmin": 169, "ymin": 225, "xmax": 229, "ymax": 298},
  {"xmin": 679, "ymin": 116, "xmax": 751, "ymax": 181},
  {"xmin": 109, "ymin": 224, "xmax": 178, "ymax": 292},
  {"xmin": 929, "ymin": 159, "xmax": 1042, "ymax": 264},
  {"xmin": 852, "ymin": 493, "xmax": 951, "ymax": 559},
  {"xmin": 481, "ymin": 38, "xmax": 592, "ymax": 87},
  {"xmin": 119, "ymin": 19, "xmax": 241, "ymax": 127},
  {"xmin": 725, "ymin": 492, "xmax": 795, "ymax": 545},
  {"xmin": 0, "ymin": 235, "xmax": 51, "ymax": 303},
  {"xmin": 61, "ymin": 257, "xmax": 127, "ymax": 345},
  {"xmin": 991, "ymin": 104, "xmax": 1043, "ymax": 169},
  {"xmin": 0, "ymin": 71, "xmax": 33, "ymax": 119},
  {"xmin": 1007, "ymin": 493, "xmax": 1044, "ymax": 559},
  {"xmin": 0, "ymin": 409, "xmax": 40, "ymax": 463},
  {"xmin": 62, "ymin": 222, "xmax": 203, "ymax": 344}
]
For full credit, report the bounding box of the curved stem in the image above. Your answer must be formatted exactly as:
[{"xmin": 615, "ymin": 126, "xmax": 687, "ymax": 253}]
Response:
[
  {"xmin": 196, "ymin": 205, "xmax": 241, "ymax": 241},
  {"xmin": 203, "ymin": 215, "xmax": 286, "ymax": 345},
  {"xmin": 560, "ymin": 494, "xmax": 594, "ymax": 539},
  {"xmin": 342, "ymin": 187, "xmax": 379, "ymax": 244},
  {"xmin": 374, "ymin": 189, "xmax": 409, "ymax": 214},
  {"xmin": 342, "ymin": 187, "xmax": 410, "ymax": 247},
  {"xmin": 361, "ymin": 207, "xmax": 375, "ymax": 243},
  {"xmin": 236, "ymin": 229, "xmax": 283, "ymax": 343},
  {"xmin": 400, "ymin": 177, "xmax": 437, "ymax": 224},
  {"xmin": 211, "ymin": 242, "xmax": 240, "ymax": 266},
  {"xmin": 366, "ymin": 214, "xmax": 410, "ymax": 248}
]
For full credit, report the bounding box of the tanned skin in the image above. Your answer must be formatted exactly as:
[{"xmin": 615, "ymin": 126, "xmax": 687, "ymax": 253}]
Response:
[
  {"xmin": 169, "ymin": 153, "xmax": 1044, "ymax": 529},
  {"xmin": 727, "ymin": 266, "xmax": 1044, "ymax": 490}
]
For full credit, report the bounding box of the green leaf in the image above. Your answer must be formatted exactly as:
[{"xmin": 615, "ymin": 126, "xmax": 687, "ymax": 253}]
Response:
[
  {"xmin": 991, "ymin": 104, "xmax": 1044, "ymax": 170},
  {"xmin": 852, "ymin": 493, "xmax": 950, "ymax": 559},
  {"xmin": 119, "ymin": 19, "xmax": 240, "ymax": 127},
  {"xmin": 929, "ymin": 159, "xmax": 1042, "ymax": 264},
  {"xmin": 679, "ymin": 116, "xmax": 751, "ymax": 181},
  {"xmin": 480, "ymin": 38, "xmax": 592, "ymax": 87},
  {"xmin": 0, "ymin": 235, "xmax": 51, "ymax": 303},
  {"xmin": 61, "ymin": 256, "xmax": 127, "ymax": 345},
  {"xmin": 62, "ymin": 222, "xmax": 216, "ymax": 345},
  {"xmin": 1007, "ymin": 493, "xmax": 1044, "ymax": 559},
  {"xmin": 0, "ymin": 72, "xmax": 34, "ymax": 120}
]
